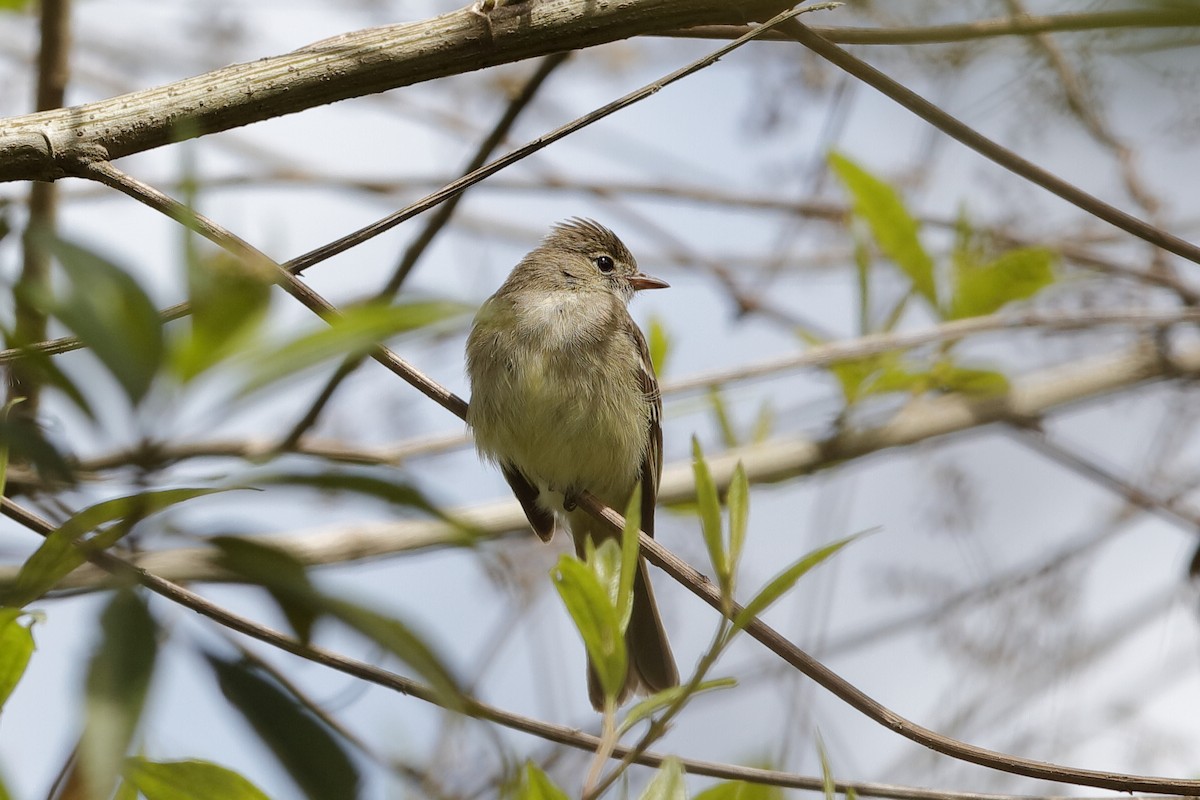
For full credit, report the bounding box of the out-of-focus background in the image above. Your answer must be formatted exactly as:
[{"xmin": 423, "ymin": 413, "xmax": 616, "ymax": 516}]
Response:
[{"xmin": 1, "ymin": 1, "xmax": 1199, "ymax": 797}]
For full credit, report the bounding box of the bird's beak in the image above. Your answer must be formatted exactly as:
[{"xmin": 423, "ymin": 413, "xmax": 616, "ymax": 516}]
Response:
[{"xmin": 628, "ymin": 272, "xmax": 669, "ymax": 291}]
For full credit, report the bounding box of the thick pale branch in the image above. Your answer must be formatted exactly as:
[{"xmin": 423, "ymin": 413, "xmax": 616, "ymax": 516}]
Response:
[
  {"xmin": 0, "ymin": 0, "xmax": 793, "ymax": 183},
  {"xmin": 20, "ymin": 341, "xmax": 1197, "ymax": 592}
]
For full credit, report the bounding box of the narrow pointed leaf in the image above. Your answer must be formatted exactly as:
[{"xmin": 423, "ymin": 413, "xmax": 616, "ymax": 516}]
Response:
[
  {"xmin": 206, "ymin": 654, "xmax": 360, "ymax": 800},
  {"xmin": 707, "ymin": 387, "xmax": 739, "ymax": 449},
  {"xmin": 552, "ymin": 555, "xmax": 625, "ymax": 700},
  {"xmin": 515, "ymin": 762, "xmax": 569, "ymax": 800},
  {"xmin": 691, "ymin": 438, "xmax": 726, "ymax": 584},
  {"xmin": 5, "ymin": 488, "xmax": 234, "ymax": 607},
  {"xmin": 211, "ymin": 536, "xmax": 318, "ymax": 643},
  {"xmin": 829, "ymin": 152, "xmax": 936, "ymax": 307},
  {"xmin": 617, "ymin": 678, "xmax": 736, "ymax": 736},
  {"xmin": 0, "ymin": 609, "xmax": 35, "ymax": 711},
  {"xmin": 639, "ymin": 757, "xmax": 686, "ymax": 800},
  {"xmin": 726, "ymin": 462, "xmax": 749, "ymax": 582},
  {"xmin": 731, "ymin": 535, "xmax": 861, "ymax": 636},
  {"xmin": 240, "ymin": 300, "xmax": 467, "ymax": 396},
  {"xmin": 173, "ymin": 250, "xmax": 274, "ymax": 381},
  {"xmin": 124, "ymin": 758, "xmax": 270, "ymax": 800},
  {"xmin": 81, "ymin": 590, "xmax": 158, "ymax": 800},
  {"xmin": 617, "ymin": 486, "xmax": 642, "ymax": 630}
]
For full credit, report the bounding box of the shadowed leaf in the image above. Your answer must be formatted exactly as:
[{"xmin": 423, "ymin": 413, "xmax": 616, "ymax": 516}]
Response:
[
  {"xmin": 552, "ymin": 554, "xmax": 626, "ymax": 701},
  {"xmin": 206, "ymin": 654, "xmax": 360, "ymax": 800},
  {"xmin": 81, "ymin": 591, "xmax": 157, "ymax": 800},
  {"xmin": 731, "ymin": 535, "xmax": 862, "ymax": 636},
  {"xmin": 32, "ymin": 237, "xmax": 164, "ymax": 405}
]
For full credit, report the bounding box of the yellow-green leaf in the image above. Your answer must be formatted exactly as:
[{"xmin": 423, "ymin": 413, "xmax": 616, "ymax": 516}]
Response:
[
  {"xmin": 950, "ymin": 246, "xmax": 1056, "ymax": 320},
  {"xmin": 829, "ymin": 152, "xmax": 936, "ymax": 307},
  {"xmin": 124, "ymin": 758, "xmax": 270, "ymax": 800},
  {"xmin": 513, "ymin": 762, "xmax": 569, "ymax": 800},
  {"xmin": 0, "ymin": 608, "xmax": 36, "ymax": 711}
]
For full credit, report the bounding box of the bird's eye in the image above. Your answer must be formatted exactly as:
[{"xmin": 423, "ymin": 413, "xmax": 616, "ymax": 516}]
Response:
[{"xmin": 595, "ymin": 255, "xmax": 616, "ymax": 273}]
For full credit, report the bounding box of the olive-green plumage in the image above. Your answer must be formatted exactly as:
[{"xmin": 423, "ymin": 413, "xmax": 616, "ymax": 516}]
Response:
[{"xmin": 465, "ymin": 219, "xmax": 677, "ymax": 708}]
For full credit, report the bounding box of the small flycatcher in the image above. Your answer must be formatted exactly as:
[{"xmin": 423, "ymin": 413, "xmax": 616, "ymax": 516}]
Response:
[{"xmin": 465, "ymin": 218, "xmax": 678, "ymax": 708}]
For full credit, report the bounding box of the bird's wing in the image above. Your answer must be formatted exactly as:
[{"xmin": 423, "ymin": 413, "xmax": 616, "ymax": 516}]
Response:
[
  {"xmin": 501, "ymin": 462, "xmax": 556, "ymax": 542},
  {"xmin": 632, "ymin": 323, "xmax": 662, "ymax": 539}
]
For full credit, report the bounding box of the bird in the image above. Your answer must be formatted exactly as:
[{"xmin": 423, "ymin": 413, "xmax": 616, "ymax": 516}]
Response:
[{"xmin": 465, "ymin": 218, "xmax": 678, "ymax": 709}]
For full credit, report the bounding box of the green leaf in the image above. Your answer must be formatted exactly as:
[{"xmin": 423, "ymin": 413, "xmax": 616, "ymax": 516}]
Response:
[
  {"xmin": 726, "ymin": 462, "xmax": 749, "ymax": 584},
  {"xmin": 4, "ymin": 488, "xmax": 234, "ymax": 607},
  {"xmin": 212, "ymin": 536, "xmax": 318, "ymax": 643},
  {"xmin": 81, "ymin": 590, "xmax": 158, "ymax": 800},
  {"xmin": 816, "ymin": 733, "xmax": 836, "ymax": 800},
  {"xmin": 695, "ymin": 781, "xmax": 784, "ymax": 800},
  {"xmin": 692, "ymin": 438, "xmax": 726, "ymax": 587},
  {"xmin": 0, "ymin": 0, "xmax": 34, "ymax": 11},
  {"xmin": 211, "ymin": 537, "xmax": 466, "ymax": 708},
  {"xmin": 0, "ymin": 399, "xmax": 17, "ymax": 498},
  {"xmin": 551, "ymin": 555, "xmax": 626, "ymax": 702},
  {"xmin": 829, "ymin": 152, "xmax": 936, "ymax": 307},
  {"xmin": 173, "ymin": 250, "xmax": 274, "ymax": 382},
  {"xmin": 617, "ymin": 678, "xmax": 736, "ymax": 736},
  {"xmin": 35, "ymin": 237, "xmax": 164, "ymax": 405},
  {"xmin": 929, "ymin": 362, "xmax": 1010, "ymax": 395},
  {"xmin": 321, "ymin": 599, "xmax": 466, "ymax": 711},
  {"xmin": 639, "ymin": 757, "xmax": 686, "ymax": 800},
  {"xmin": 750, "ymin": 401, "xmax": 774, "ymax": 445},
  {"xmin": 124, "ymin": 758, "xmax": 271, "ymax": 800},
  {"xmin": 206, "ymin": 654, "xmax": 360, "ymax": 800},
  {"xmin": 949, "ymin": 246, "xmax": 1056, "ymax": 320},
  {"xmin": 707, "ymin": 387, "xmax": 739, "ymax": 449},
  {"xmin": 648, "ymin": 316, "xmax": 671, "ymax": 377},
  {"xmin": 0, "ymin": 608, "xmax": 36, "ymax": 712},
  {"xmin": 731, "ymin": 535, "xmax": 861, "ymax": 636},
  {"xmin": 240, "ymin": 300, "xmax": 468, "ymax": 396},
  {"xmin": 0, "ymin": 409, "xmax": 76, "ymax": 485},
  {"xmin": 251, "ymin": 471, "xmax": 445, "ymax": 519},
  {"xmin": 514, "ymin": 762, "xmax": 569, "ymax": 800}
]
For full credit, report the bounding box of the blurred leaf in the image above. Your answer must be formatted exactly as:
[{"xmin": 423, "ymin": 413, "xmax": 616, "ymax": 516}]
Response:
[
  {"xmin": 514, "ymin": 762, "xmax": 569, "ymax": 800},
  {"xmin": 828, "ymin": 353, "xmax": 925, "ymax": 405},
  {"xmin": 929, "ymin": 361, "xmax": 1010, "ymax": 395},
  {"xmin": 949, "ymin": 246, "xmax": 1056, "ymax": 320},
  {"xmin": 695, "ymin": 781, "xmax": 783, "ymax": 799},
  {"xmin": 0, "ymin": 608, "xmax": 36, "ymax": 712},
  {"xmin": 114, "ymin": 778, "xmax": 139, "ymax": 800},
  {"xmin": 252, "ymin": 471, "xmax": 444, "ymax": 519},
  {"xmin": 853, "ymin": 228, "xmax": 871, "ymax": 335},
  {"xmin": 321, "ymin": 599, "xmax": 466, "ymax": 711},
  {"xmin": 817, "ymin": 733, "xmax": 836, "ymax": 800},
  {"xmin": 212, "ymin": 536, "xmax": 317, "ymax": 643},
  {"xmin": 240, "ymin": 300, "xmax": 467, "ymax": 396},
  {"xmin": 552, "ymin": 554, "xmax": 625, "ymax": 702},
  {"xmin": 0, "ymin": 399, "xmax": 16, "ymax": 497},
  {"xmin": 0, "ymin": 333, "xmax": 94, "ymax": 419},
  {"xmin": 618, "ymin": 678, "xmax": 735, "ymax": 736},
  {"xmin": 4, "ymin": 488, "xmax": 233, "ymax": 607},
  {"xmin": 206, "ymin": 654, "xmax": 359, "ymax": 800},
  {"xmin": 692, "ymin": 438, "xmax": 726, "ymax": 588},
  {"xmin": 173, "ymin": 250, "xmax": 274, "ymax": 382},
  {"xmin": 829, "ymin": 152, "xmax": 936, "ymax": 307},
  {"xmin": 124, "ymin": 758, "xmax": 270, "ymax": 800},
  {"xmin": 648, "ymin": 316, "xmax": 671, "ymax": 376},
  {"xmin": 726, "ymin": 462, "xmax": 749, "ymax": 586},
  {"xmin": 750, "ymin": 401, "xmax": 774, "ymax": 445},
  {"xmin": 0, "ymin": 412, "xmax": 76, "ymax": 486},
  {"xmin": 707, "ymin": 387, "xmax": 739, "ymax": 449},
  {"xmin": 0, "ymin": 0, "xmax": 33, "ymax": 10},
  {"xmin": 33, "ymin": 237, "xmax": 164, "ymax": 405},
  {"xmin": 211, "ymin": 536, "xmax": 465, "ymax": 708},
  {"xmin": 732, "ymin": 535, "xmax": 861, "ymax": 636},
  {"xmin": 81, "ymin": 590, "xmax": 158, "ymax": 800},
  {"xmin": 640, "ymin": 757, "xmax": 686, "ymax": 800}
]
